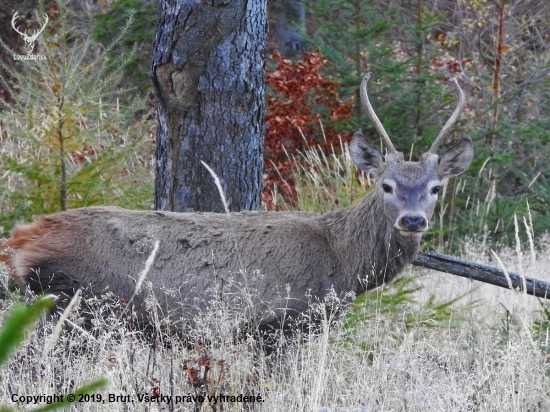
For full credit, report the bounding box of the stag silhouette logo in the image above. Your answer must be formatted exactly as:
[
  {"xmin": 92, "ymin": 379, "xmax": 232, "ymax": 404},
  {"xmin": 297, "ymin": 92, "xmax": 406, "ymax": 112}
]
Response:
[{"xmin": 11, "ymin": 11, "xmax": 49, "ymax": 55}]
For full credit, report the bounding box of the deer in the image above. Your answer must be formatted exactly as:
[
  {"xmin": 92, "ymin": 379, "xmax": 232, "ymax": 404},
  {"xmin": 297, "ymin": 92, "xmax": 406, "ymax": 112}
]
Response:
[
  {"xmin": 11, "ymin": 11, "xmax": 49, "ymax": 55},
  {"xmin": 0, "ymin": 74, "xmax": 473, "ymax": 341}
]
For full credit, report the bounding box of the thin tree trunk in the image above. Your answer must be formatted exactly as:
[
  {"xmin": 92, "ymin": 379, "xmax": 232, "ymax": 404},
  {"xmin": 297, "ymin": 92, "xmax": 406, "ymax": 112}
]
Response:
[
  {"xmin": 57, "ymin": 93, "xmax": 66, "ymax": 211},
  {"xmin": 487, "ymin": 1, "xmax": 505, "ymax": 147},
  {"xmin": 268, "ymin": 0, "xmax": 305, "ymax": 58},
  {"xmin": 151, "ymin": 0, "xmax": 267, "ymax": 212}
]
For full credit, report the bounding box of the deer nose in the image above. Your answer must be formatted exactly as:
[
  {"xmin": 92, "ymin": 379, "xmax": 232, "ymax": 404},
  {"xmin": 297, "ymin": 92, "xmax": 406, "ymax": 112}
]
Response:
[{"xmin": 401, "ymin": 216, "xmax": 427, "ymax": 232}]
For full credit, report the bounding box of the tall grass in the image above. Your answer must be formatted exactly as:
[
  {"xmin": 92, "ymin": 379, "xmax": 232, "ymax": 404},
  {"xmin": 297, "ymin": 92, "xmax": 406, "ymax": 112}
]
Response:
[
  {"xmin": 1, "ymin": 141, "xmax": 550, "ymax": 411},
  {"xmin": 1, "ymin": 265, "xmax": 549, "ymax": 410}
]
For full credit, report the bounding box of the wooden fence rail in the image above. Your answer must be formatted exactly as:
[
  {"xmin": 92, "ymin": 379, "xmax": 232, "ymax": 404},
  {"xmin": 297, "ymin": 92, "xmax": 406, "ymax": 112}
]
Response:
[{"xmin": 413, "ymin": 252, "xmax": 550, "ymax": 300}]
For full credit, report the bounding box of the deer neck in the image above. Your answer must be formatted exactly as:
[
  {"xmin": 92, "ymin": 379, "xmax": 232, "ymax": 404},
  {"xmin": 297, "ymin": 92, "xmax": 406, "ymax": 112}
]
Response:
[{"xmin": 321, "ymin": 189, "xmax": 421, "ymax": 295}]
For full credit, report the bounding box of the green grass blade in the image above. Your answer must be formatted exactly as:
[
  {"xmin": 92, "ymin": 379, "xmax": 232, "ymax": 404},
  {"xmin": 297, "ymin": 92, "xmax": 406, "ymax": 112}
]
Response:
[
  {"xmin": 29, "ymin": 378, "xmax": 109, "ymax": 412},
  {"xmin": 0, "ymin": 295, "xmax": 55, "ymax": 368}
]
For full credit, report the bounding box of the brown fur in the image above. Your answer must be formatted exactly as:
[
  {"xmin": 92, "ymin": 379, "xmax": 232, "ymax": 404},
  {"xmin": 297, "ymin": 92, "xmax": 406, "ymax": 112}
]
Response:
[{"xmin": 1, "ymin": 215, "xmax": 73, "ymax": 284}]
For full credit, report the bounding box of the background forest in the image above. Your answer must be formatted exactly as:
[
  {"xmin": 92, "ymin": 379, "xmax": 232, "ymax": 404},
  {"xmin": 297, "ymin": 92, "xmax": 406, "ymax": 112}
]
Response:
[
  {"xmin": 1, "ymin": 1, "xmax": 550, "ymax": 411},
  {"xmin": 0, "ymin": 0, "xmax": 550, "ymax": 248},
  {"xmin": 1, "ymin": 0, "xmax": 550, "ymax": 251}
]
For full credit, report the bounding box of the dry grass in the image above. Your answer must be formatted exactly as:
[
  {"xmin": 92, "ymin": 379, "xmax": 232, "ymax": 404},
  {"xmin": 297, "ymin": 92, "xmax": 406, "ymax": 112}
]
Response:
[{"xmin": 1, "ymin": 143, "xmax": 549, "ymax": 411}]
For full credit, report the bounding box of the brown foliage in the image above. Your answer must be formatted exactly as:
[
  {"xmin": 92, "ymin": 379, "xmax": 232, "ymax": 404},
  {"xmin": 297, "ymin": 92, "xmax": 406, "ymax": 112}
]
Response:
[{"xmin": 263, "ymin": 50, "xmax": 354, "ymax": 208}]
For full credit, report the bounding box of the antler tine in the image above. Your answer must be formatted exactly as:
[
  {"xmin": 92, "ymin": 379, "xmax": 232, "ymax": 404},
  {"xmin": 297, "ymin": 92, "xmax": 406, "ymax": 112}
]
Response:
[
  {"xmin": 11, "ymin": 11, "xmax": 26, "ymax": 37},
  {"xmin": 428, "ymin": 77, "xmax": 465, "ymax": 154},
  {"xmin": 360, "ymin": 73, "xmax": 397, "ymax": 154},
  {"xmin": 29, "ymin": 13, "xmax": 49, "ymax": 40}
]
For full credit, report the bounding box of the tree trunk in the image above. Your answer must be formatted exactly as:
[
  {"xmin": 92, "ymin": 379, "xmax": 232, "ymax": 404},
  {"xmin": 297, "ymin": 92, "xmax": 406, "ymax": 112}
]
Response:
[{"xmin": 151, "ymin": 0, "xmax": 267, "ymax": 212}]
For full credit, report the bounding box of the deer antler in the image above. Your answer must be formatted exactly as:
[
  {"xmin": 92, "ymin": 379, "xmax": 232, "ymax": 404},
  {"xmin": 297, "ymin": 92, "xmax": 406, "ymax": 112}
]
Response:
[
  {"xmin": 11, "ymin": 11, "xmax": 27, "ymax": 38},
  {"xmin": 28, "ymin": 13, "xmax": 49, "ymax": 41},
  {"xmin": 360, "ymin": 73, "xmax": 397, "ymax": 155},
  {"xmin": 11, "ymin": 11, "xmax": 48, "ymax": 41},
  {"xmin": 428, "ymin": 77, "xmax": 465, "ymax": 154}
]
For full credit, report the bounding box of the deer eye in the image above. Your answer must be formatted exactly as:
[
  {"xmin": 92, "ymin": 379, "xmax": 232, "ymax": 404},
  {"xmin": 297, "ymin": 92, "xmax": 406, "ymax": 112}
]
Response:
[
  {"xmin": 381, "ymin": 184, "xmax": 393, "ymax": 194},
  {"xmin": 431, "ymin": 186, "xmax": 441, "ymax": 194}
]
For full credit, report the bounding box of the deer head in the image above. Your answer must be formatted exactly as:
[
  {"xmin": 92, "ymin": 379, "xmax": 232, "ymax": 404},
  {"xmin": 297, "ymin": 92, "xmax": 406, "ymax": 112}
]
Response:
[
  {"xmin": 350, "ymin": 74, "xmax": 473, "ymax": 238},
  {"xmin": 12, "ymin": 11, "xmax": 49, "ymax": 55}
]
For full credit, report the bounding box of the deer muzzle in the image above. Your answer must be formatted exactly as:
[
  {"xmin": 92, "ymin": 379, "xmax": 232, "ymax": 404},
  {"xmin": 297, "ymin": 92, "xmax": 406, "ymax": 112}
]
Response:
[{"xmin": 396, "ymin": 215, "xmax": 428, "ymax": 238}]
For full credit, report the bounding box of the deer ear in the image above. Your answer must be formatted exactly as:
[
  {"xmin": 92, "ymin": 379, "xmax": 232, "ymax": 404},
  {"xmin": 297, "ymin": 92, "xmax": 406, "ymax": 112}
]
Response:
[
  {"xmin": 350, "ymin": 132, "xmax": 385, "ymax": 178},
  {"xmin": 437, "ymin": 137, "xmax": 473, "ymax": 179}
]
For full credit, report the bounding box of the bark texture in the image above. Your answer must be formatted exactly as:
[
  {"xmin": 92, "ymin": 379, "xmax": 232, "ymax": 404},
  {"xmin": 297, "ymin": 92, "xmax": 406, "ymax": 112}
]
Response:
[{"xmin": 151, "ymin": 0, "xmax": 267, "ymax": 212}]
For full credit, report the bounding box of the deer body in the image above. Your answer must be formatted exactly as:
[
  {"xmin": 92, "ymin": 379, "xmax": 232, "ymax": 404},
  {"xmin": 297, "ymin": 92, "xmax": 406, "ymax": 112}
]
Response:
[
  {"xmin": 1, "ymin": 194, "xmax": 416, "ymax": 327},
  {"xmin": 0, "ymin": 74, "xmax": 473, "ymax": 334}
]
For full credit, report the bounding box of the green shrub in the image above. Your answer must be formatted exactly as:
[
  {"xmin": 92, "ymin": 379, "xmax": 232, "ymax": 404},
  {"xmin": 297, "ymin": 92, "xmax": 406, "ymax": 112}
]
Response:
[
  {"xmin": 92, "ymin": 0, "xmax": 157, "ymax": 92},
  {"xmin": 0, "ymin": 0, "xmax": 154, "ymax": 237}
]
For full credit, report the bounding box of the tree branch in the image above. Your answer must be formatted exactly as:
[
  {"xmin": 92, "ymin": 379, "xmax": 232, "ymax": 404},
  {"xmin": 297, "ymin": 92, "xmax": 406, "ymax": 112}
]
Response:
[{"xmin": 413, "ymin": 251, "xmax": 550, "ymax": 299}]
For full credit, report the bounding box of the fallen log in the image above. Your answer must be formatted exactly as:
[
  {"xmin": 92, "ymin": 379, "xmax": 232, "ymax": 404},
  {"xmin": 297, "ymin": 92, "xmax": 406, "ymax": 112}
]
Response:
[{"xmin": 413, "ymin": 252, "xmax": 550, "ymax": 300}]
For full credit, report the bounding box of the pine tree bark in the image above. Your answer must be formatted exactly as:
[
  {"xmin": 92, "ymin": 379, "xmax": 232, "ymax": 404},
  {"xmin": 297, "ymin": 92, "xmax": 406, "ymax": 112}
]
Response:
[{"xmin": 151, "ymin": 0, "xmax": 267, "ymax": 212}]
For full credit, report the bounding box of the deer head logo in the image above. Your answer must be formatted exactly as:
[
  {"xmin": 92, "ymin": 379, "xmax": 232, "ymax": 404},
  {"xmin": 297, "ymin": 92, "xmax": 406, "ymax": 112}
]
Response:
[{"xmin": 11, "ymin": 11, "xmax": 49, "ymax": 55}]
